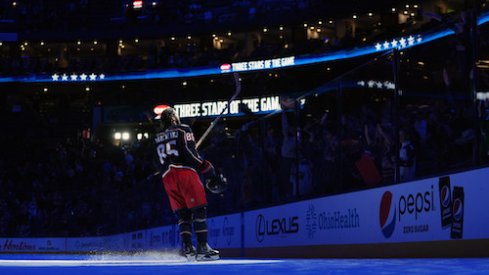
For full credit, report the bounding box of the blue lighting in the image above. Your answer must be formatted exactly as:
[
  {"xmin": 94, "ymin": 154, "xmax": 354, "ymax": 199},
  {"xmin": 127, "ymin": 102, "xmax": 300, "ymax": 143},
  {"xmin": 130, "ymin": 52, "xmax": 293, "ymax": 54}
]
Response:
[{"xmin": 1, "ymin": 12, "xmax": 489, "ymax": 84}]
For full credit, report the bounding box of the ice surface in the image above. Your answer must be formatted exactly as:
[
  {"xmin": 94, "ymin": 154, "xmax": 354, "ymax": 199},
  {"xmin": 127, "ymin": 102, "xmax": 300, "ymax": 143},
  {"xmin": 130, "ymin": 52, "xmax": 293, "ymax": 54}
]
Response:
[{"xmin": 0, "ymin": 254, "xmax": 488, "ymax": 275}]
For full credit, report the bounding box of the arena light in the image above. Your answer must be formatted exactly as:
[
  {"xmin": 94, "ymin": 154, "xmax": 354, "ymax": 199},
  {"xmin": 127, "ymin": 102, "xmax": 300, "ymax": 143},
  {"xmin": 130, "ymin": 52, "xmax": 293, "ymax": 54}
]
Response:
[
  {"xmin": 477, "ymin": 92, "xmax": 489, "ymax": 100},
  {"xmin": 122, "ymin": 132, "xmax": 130, "ymax": 141},
  {"xmin": 114, "ymin": 132, "xmax": 122, "ymax": 140}
]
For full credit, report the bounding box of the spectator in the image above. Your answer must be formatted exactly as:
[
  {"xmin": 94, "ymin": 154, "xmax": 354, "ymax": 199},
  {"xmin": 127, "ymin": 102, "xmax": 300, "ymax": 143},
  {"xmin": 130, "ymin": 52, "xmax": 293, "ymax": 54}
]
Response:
[{"xmin": 399, "ymin": 129, "xmax": 416, "ymax": 181}]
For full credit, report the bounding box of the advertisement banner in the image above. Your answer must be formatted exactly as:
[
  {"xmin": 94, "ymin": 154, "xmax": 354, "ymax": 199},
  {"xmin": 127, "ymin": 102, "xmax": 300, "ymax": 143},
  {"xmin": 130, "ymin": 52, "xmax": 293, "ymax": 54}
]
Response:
[
  {"xmin": 378, "ymin": 168, "xmax": 489, "ymax": 242},
  {"xmin": 244, "ymin": 192, "xmax": 369, "ymax": 248},
  {"xmin": 147, "ymin": 225, "xmax": 179, "ymax": 250},
  {"xmin": 207, "ymin": 214, "xmax": 241, "ymax": 249},
  {"xmin": 0, "ymin": 238, "xmax": 64, "ymax": 253},
  {"xmin": 244, "ymin": 168, "xmax": 489, "ymax": 248},
  {"xmin": 145, "ymin": 213, "xmax": 242, "ymax": 250},
  {"xmin": 1, "ymin": 168, "xmax": 487, "ymax": 254},
  {"xmin": 66, "ymin": 237, "xmax": 104, "ymax": 252}
]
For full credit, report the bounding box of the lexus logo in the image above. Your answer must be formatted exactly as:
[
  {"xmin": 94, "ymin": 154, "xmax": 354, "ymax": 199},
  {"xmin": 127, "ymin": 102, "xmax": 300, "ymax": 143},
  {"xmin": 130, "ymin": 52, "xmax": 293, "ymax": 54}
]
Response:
[
  {"xmin": 256, "ymin": 214, "xmax": 266, "ymax": 243},
  {"xmin": 255, "ymin": 214, "xmax": 299, "ymax": 243}
]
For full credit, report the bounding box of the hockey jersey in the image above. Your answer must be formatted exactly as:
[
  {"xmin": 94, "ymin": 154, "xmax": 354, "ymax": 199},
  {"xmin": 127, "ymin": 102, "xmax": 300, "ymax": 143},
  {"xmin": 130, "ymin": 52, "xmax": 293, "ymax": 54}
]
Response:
[{"xmin": 154, "ymin": 124, "xmax": 204, "ymax": 175}]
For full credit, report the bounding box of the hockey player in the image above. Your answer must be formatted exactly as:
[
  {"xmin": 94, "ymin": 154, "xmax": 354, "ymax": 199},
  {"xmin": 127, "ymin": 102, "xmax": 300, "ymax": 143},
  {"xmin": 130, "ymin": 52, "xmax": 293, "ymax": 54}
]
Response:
[{"xmin": 154, "ymin": 107, "xmax": 220, "ymax": 261}]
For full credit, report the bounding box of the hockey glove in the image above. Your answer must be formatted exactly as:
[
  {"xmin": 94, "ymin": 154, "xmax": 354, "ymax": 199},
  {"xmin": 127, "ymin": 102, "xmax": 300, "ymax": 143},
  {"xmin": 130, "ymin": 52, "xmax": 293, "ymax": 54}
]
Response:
[
  {"xmin": 205, "ymin": 172, "xmax": 228, "ymax": 194},
  {"xmin": 199, "ymin": 160, "xmax": 215, "ymax": 177}
]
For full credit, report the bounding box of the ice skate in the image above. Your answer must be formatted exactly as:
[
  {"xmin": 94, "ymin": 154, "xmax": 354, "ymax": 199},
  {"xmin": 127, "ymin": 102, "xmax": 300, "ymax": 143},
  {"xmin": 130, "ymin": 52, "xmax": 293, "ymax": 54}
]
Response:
[
  {"xmin": 196, "ymin": 243, "xmax": 220, "ymax": 261},
  {"xmin": 179, "ymin": 243, "xmax": 196, "ymax": 261}
]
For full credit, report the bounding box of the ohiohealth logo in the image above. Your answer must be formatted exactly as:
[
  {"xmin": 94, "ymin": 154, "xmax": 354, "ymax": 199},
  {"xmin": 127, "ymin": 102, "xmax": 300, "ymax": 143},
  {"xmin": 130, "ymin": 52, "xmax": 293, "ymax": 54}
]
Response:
[
  {"xmin": 379, "ymin": 191, "xmax": 396, "ymax": 238},
  {"xmin": 305, "ymin": 204, "xmax": 317, "ymax": 239}
]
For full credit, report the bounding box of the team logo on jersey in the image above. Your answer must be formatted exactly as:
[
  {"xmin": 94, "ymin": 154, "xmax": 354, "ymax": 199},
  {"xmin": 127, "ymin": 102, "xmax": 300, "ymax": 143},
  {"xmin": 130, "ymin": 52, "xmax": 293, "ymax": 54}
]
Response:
[{"xmin": 379, "ymin": 191, "xmax": 396, "ymax": 238}]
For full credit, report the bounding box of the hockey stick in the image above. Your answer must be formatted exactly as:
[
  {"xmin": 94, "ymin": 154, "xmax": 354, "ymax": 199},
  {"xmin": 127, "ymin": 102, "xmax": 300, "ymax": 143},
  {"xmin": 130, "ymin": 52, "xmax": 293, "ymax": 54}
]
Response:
[{"xmin": 196, "ymin": 72, "xmax": 241, "ymax": 149}]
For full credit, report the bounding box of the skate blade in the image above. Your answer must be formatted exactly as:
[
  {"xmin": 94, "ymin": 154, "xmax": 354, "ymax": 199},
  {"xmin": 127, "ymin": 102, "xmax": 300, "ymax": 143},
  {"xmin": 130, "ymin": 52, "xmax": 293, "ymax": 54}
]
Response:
[
  {"xmin": 183, "ymin": 253, "xmax": 197, "ymax": 262},
  {"xmin": 196, "ymin": 254, "xmax": 220, "ymax": 261}
]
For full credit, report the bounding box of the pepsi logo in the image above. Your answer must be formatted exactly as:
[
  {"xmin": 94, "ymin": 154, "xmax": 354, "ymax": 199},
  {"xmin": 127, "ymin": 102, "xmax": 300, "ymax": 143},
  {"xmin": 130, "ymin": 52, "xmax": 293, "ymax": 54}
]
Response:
[
  {"xmin": 440, "ymin": 185, "xmax": 451, "ymax": 208},
  {"xmin": 452, "ymin": 198, "xmax": 463, "ymax": 221},
  {"xmin": 379, "ymin": 191, "xmax": 396, "ymax": 238}
]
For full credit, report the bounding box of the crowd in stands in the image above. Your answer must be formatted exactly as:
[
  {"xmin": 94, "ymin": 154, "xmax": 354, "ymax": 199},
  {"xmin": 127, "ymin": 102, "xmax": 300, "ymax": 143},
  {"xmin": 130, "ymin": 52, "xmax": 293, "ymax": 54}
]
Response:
[
  {"xmin": 1, "ymin": 88, "xmax": 486, "ymax": 237},
  {"xmin": 231, "ymin": 96, "xmax": 486, "ymax": 208},
  {"xmin": 0, "ymin": 0, "xmax": 401, "ymax": 31},
  {"xmin": 0, "ymin": 119, "xmax": 170, "ymax": 237},
  {"xmin": 0, "ymin": 0, "xmax": 435, "ymax": 76}
]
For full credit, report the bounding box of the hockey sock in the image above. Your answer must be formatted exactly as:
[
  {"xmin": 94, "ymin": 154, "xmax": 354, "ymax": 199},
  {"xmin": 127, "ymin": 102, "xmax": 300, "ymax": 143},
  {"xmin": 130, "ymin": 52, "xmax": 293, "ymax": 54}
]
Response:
[
  {"xmin": 176, "ymin": 209, "xmax": 192, "ymax": 245},
  {"xmin": 192, "ymin": 206, "xmax": 208, "ymax": 244}
]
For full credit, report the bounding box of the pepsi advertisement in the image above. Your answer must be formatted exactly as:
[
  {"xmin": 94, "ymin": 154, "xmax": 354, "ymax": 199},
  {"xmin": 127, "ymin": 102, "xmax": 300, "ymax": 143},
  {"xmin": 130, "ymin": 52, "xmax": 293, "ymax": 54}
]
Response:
[{"xmin": 243, "ymin": 168, "xmax": 489, "ymax": 248}]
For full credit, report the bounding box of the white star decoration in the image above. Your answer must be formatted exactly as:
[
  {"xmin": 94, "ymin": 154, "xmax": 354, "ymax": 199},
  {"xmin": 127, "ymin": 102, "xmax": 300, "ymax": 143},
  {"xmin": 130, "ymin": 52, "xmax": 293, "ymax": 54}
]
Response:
[
  {"xmin": 391, "ymin": 39, "xmax": 398, "ymax": 48},
  {"xmin": 51, "ymin": 73, "xmax": 107, "ymax": 81},
  {"xmin": 399, "ymin": 37, "xmax": 407, "ymax": 48},
  {"xmin": 360, "ymin": 80, "xmax": 396, "ymax": 90},
  {"xmin": 374, "ymin": 35, "xmax": 422, "ymax": 51},
  {"xmin": 384, "ymin": 81, "xmax": 395, "ymax": 90},
  {"xmin": 408, "ymin": 36, "xmax": 415, "ymax": 45}
]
